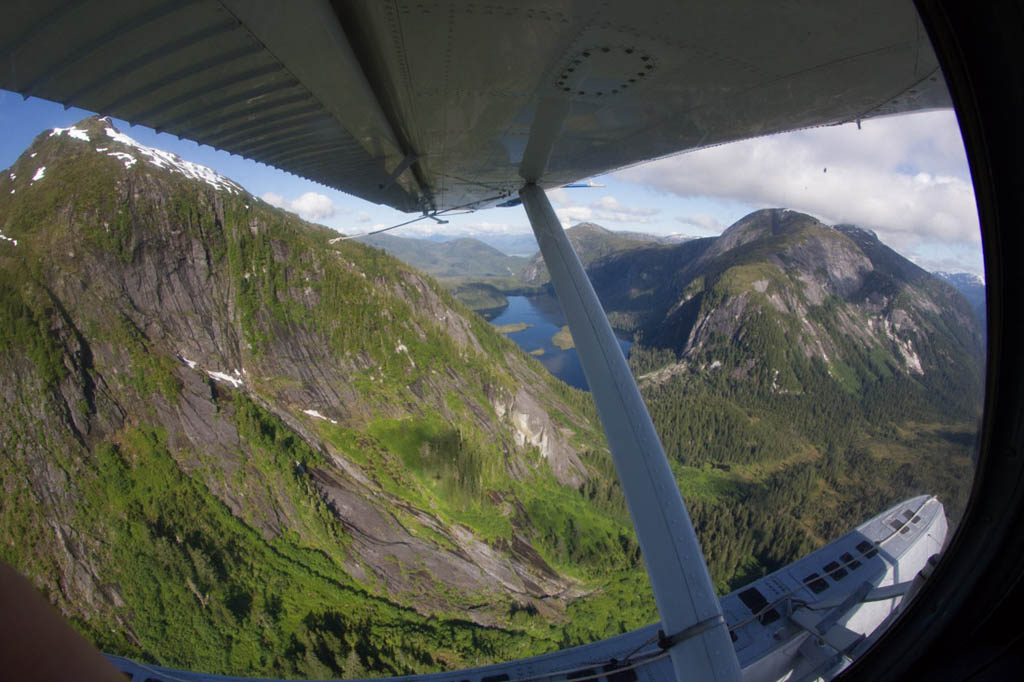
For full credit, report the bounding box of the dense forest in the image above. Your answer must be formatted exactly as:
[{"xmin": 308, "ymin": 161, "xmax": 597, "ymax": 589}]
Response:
[
  {"xmin": 610, "ymin": 211, "xmax": 983, "ymax": 594},
  {"xmin": 0, "ymin": 118, "xmax": 659, "ymax": 677}
]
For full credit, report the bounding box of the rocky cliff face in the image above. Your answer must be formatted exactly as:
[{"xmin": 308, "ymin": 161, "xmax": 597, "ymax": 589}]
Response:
[
  {"xmin": 587, "ymin": 209, "xmax": 983, "ymax": 411},
  {"xmin": 0, "ymin": 117, "xmax": 643, "ymax": 677}
]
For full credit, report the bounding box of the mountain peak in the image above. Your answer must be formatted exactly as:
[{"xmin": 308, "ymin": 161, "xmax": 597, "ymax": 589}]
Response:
[
  {"xmin": 521, "ymin": 222, "xmax": 664, "ymax": 284},
  {"xmin": 46, "ymin": 114, "xmax": 111, "ymax": 141},
  {"xmin": 705, "ymin": 208, "xmax": 825, "ymax": 259},
  {"xmin": 566, "ymin": 222, "xmax": 612, "ymax": 235},
  {"xmin": 27, "ymin": 115, "xmax": 245, "ymax": 195}
]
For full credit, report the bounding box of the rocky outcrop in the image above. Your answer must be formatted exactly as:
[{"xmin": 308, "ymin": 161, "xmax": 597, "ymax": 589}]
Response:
[
  {"xmin": 0, "ymin": 117, "xmax": 619, "ymax": 667},
  {"xmin": 492, "ymin": 387, "xmax": 585, "ymax": 487}
]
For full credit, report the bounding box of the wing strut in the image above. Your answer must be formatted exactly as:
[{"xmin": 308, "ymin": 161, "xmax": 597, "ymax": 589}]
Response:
[{"xmin": 520, "ymin": 184, "xmax": 742, "ymax": 682}]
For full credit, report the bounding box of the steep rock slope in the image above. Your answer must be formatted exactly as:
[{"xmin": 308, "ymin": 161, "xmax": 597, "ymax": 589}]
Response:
[
  {"xmin": 585, "ymin": 209, "xmax": 983, "ymax": 591},
  {"xmin": 592, "ymin": 209, "xmax": 982, "ymax": 406},
  {"xmin": 0, "ymin": 118, "xmax": 647, "ymax": 678}
]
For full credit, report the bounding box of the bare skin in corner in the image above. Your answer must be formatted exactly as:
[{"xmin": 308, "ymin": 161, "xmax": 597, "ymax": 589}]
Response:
[{"xmin": 0, "ymin": 562, "xmax": 124, "ymax": 681}]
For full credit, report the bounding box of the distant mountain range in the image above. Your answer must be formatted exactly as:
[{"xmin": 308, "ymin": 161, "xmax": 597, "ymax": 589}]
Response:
[
  {"xmin": 422, "ymin": 231, "xmax": 540, "ymax": 257},
  {"xmin": 360, "ymin": 224, "xmax": 694, "ymax": 311},
  {"xmin": 587, "ymin": 210, "xmax": 983, "ymax": 402},
  {"xmin": 407, "ymin": 230, "xmax": 694, "ymax": 258},
  {"xmin": 519, "ymin": 222, "xmax": 678, "ymax": 285},
  {"xmin": 360, "ymin": 225, "xmax": 695, "ymax": 289},
  {"xmin": 357, "ymin": 232, "xmax": 530, "ymax": 278},
  {"xmin": 933, "ymin": 270, "xmax": 986, "ymax": 328}
]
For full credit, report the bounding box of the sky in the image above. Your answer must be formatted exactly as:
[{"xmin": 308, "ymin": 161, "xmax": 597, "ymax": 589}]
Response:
[{"xmin": 0, "ymin": 90, "xmax": 983, "ymax": 276}]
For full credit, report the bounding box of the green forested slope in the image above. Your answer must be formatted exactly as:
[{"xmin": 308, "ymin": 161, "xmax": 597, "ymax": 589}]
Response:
[
  {"xmin": 600, "ymin": 210, "xmax": 984, "ymax": 592},
  {"xmin": 0, "ymin": 117, "xmax": 656, "ymax": 677}
]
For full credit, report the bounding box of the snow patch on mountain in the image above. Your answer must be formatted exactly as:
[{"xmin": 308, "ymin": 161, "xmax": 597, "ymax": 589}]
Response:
[
  {"xmin": 176, "ymin": 354, "xmax": 198, "ymax": 369},
  {"xmin": 106, "ymin": 151, "xmax": 137, "ymax": 168},
  {"xmin": 50, "ymin": 126, "xmax": 91, "ymax": 142},
  {"xmin": 206, "ymin": 370, "xmax": 244, "ymax": 388},
  {"xmin": 31, "ymin": 166, "xmax": 46, "ymax": 182},
  {"xmin": 302, "ymin": 409, "xmax": 338, "ymax": 425},
  {"xmin": 103, "ymin": 127, "xmax": 243, "ymax": 194}
]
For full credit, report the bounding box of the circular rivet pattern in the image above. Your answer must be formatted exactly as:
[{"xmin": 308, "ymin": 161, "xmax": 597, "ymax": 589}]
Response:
[{"xmin": 552, "ymin": 46, "xmax": 656, "ymax": 97}]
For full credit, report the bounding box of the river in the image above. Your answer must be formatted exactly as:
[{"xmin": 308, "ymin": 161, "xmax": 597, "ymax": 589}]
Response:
[{"xmin": 484, "ymin": 294, "xmax": 632, "ymax": 391}]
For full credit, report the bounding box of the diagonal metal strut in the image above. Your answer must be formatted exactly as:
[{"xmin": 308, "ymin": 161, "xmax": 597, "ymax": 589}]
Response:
[{"xmin": 520, "ymin": 184, "xmax": 741, "ymax": 682}]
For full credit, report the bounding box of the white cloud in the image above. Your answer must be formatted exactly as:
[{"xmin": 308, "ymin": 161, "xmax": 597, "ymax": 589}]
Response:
[
  {"xmin": 356, "ymin": 211, "xmax": 372, "ymax": 223},
  {"xmin": 290, "ymin": 192, "xmax": 337, "ymax": 221},
  {"xmin": 261, "ymin": 191, "xmax": 285, "ymax": 208},
  {"xmin": 592, "ymin": 195, "xmax": 658, "ymax": 217},
  {"xmin": 547, "ymin": 188, "xmax": 572, "ymax": 207},
  {"xmin": 555, "ymin": 205, "xmax": 594, "ymax": 225},
  {"xmin": 260, "ymin": 190, "xmax": 338, "ymax": 222},
  {"xmin": 397, "ymin": 219, "xmax": 526, "ymax": 237},
  {"xmin": 553, "ymin": 193, "xmax": 661, "ymax": 228},
  {"xmin": 616, "ymin": 110, "xmax": 983, "ymax": 272},
  {"xmin": 676, "ymin": 213, "xmax": 727, "ymax": 235}
]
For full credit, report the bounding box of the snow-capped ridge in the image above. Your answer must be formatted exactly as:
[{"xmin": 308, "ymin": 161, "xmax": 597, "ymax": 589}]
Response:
[
  {"xmin": 42, "ymin": 117, "xmax": 245, "ymax": 195},
  {"xmin": 934, "ymin": 270, "xmax": 985, "ymax": 286},
  {"xmin": 102, "ymin": 126, "xmax": 243, "ymax": 194}
]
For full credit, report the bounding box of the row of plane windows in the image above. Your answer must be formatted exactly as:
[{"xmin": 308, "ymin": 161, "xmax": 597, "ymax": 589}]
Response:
[
  {"xmin": 804, "ymin": 541, "xmax": 880, "ymax": 595},
  {"xmin": 804, "ymin": 509, "xmax": 925, "ymax": 600},
  {"xmin": 730, "ymin": 532, "xmax": 899, "ymax": 646},
  {"xmin": 734, "ymin": 540, "xmax": 878, "ymax": 628},
  {"xmin": 725, "ymin": 524, "xmax": 914, "ymax": 637},
  {"xmin": 890, "ymin": 509, "xmax": 923, "ymax": 536}
]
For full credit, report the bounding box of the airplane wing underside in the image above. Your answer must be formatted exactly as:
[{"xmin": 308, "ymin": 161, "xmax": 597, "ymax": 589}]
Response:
[{"xmin": 1, "ymin": 0, "xmax": 949, "ymax": 214}]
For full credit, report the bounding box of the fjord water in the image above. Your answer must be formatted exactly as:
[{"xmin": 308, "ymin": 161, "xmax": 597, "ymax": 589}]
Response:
[{"xmin": 486, "ymin": 294, "xmax": 632, "ymax": 390}]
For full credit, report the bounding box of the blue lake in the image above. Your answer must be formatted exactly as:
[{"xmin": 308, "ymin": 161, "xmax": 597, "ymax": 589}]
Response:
[{"xmin": 485, "ymin": 295, "xmax": 632, "ymax": 391}]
